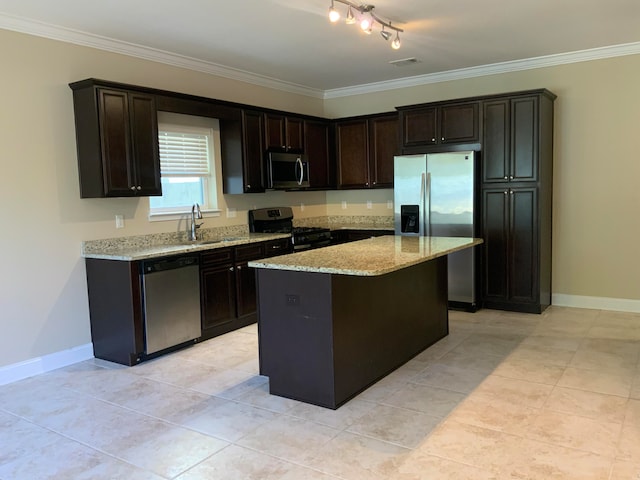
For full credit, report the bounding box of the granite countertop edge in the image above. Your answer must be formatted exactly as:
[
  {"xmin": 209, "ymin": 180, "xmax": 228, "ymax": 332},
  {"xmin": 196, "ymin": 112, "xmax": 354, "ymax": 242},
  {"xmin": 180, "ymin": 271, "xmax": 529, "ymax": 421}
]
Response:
[
  {"xmin": 249, "ymin": 236, "xmax": 483, "ymax": 277},
  {"xmin": 82, "ymin": 233, "xmax": 290, "ymax": 261}
]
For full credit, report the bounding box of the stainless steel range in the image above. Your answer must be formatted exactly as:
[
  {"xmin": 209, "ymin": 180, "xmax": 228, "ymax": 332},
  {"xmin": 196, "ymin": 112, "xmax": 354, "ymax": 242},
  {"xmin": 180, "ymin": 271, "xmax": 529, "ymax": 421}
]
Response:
[{"xmin": 249, "ymin": 207, "xmax": 332, "ymax": 251}]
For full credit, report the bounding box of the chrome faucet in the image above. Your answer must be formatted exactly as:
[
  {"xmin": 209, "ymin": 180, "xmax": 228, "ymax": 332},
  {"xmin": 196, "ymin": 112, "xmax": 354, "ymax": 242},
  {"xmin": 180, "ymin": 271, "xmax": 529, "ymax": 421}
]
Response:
[{"xmin": 189, "ymin": 203, "xmax": 203, "ymax": 241}]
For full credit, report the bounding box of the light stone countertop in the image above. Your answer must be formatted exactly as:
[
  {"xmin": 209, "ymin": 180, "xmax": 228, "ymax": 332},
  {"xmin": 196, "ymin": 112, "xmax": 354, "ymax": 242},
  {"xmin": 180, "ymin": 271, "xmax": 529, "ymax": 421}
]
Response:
[
  {"xmin": 248, "ymin": 236, "xmax": 483, "ymax": 276},
  {"xmin": 82, "ymin": 233, "xmax": 290, "ymax": 261}
]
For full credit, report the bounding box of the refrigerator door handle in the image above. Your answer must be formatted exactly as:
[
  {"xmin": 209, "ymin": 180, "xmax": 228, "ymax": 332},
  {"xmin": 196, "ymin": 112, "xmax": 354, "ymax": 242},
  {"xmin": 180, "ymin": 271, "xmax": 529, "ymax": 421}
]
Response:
[{"xmin": 424, "ymin": 172, "xmax": 431, "ymax": 236}]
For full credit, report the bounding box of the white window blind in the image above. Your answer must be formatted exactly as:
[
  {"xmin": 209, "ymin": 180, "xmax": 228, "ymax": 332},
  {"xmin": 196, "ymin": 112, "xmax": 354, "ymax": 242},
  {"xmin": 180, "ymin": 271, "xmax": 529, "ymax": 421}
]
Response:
[{"xmin": 158, "ymin": 131, "xmax": 210, "ymax": 176}]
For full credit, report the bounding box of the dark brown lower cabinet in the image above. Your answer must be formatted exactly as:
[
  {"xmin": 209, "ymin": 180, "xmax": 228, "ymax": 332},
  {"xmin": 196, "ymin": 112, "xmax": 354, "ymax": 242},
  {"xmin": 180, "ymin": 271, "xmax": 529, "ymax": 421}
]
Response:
[
  {"xmin": 200, "ymin": 238, "xmax": 292, "ymax": 340},
  {"xmin": 482, "ymin": 186, "xmax": 548, "ymax": 313}
]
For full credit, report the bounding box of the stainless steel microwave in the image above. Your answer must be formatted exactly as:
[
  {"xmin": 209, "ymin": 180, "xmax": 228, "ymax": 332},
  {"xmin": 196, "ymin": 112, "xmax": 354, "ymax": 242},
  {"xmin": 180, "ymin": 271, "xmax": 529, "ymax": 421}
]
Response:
[{"xmin": 267, "ymin": 152, "xmax": 310, "ymax": 189}]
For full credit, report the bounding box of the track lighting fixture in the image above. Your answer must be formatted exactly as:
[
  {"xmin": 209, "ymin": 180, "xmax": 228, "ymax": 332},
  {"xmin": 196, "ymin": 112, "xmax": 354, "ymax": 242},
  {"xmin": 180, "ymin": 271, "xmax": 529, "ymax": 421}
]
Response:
[{"xmin": 327, "ymin": 0, "xmax": 404, "ymax": 49}]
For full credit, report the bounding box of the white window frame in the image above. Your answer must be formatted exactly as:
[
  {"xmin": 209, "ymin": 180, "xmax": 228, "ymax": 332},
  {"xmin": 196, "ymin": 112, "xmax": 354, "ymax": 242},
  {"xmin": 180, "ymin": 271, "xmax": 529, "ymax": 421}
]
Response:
[{"xmin": 149, "ymin": 112, "xmax": 223, "ymax": 221}]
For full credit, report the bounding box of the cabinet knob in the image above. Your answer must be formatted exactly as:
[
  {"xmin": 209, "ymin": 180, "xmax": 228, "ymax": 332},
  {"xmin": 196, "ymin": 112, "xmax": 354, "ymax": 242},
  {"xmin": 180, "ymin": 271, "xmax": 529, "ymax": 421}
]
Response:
[
  {"xmin": 509, "ymin": 190, "xmax": 514, "ymax": 195},
  {"xmin": 246, "ymin": 184, "xmax": 251, "ymax": 189},
  {"xmin": 509, "ymin": 175, "xmax": 514, "ymax": 180},
  {"xmin": 431, "ymin": 138, "xmax": 436, "ymax": 142},
  {"xmin": 229, "ymin": 267, "xmax": 234, "ymax": 272},
  {"xmin": 365, "ymin": 182, "xmax": 369, "ymax": 186},
  {"xmin": 441, "ymin": 137, "xmax": 445, "ymax": 141},
  {"xmin": 237, "ymin": 265, "xmax": 242, "ymax": 270},
  {"xmin": 137, "ymin": 186, "xmax": 142, "ymax": 190},
  {"xmin": 504, "ymin": 176, "xmax": 508, "ymax": 180},
  {"xmin": 372, "ymin": 181, "xmax": 376, "ymax": 185},
  {"xmin": 130, "ymin": 186, "xmax": 136, "ymax": 191},
  {"xmin": 504, "ymin": 190, "xmax": 508, "ymax": 195}
]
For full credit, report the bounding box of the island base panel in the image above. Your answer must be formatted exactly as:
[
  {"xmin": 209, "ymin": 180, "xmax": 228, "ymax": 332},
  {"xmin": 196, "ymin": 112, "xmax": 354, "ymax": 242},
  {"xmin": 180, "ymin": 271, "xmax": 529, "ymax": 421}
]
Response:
[{"xmin": 256, "ymin": 257, "xmax": 449, "ymax": 409}]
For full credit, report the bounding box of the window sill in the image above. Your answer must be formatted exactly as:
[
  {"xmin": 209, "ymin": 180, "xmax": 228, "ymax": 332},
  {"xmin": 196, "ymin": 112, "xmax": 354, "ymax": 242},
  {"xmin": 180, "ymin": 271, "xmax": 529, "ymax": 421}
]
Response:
[{"xmin": 148, "ymin": 208, "xmax": 222, "ymax": 222}]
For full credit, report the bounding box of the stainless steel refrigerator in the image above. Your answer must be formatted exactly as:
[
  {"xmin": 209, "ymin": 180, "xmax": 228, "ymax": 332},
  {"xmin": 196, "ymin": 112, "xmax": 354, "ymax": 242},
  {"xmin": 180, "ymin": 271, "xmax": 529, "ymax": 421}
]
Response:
[{"xmin": 394, "ymin": 152, "xmax": 477, "ymax": 310}]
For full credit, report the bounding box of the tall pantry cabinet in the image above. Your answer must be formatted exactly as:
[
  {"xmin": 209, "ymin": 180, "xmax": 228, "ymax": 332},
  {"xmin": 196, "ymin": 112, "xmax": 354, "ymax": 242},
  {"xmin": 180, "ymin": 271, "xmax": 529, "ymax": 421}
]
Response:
[{"xmin": 481, "ymin": 90, "xmax": 556, "ymax": 313}]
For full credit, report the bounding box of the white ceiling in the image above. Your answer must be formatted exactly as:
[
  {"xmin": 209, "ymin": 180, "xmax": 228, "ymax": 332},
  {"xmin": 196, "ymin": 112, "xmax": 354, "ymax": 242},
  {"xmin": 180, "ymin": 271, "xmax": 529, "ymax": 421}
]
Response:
[{"xmin": 1, "ymin": 0, "xmax": 640, "ymax": 96}]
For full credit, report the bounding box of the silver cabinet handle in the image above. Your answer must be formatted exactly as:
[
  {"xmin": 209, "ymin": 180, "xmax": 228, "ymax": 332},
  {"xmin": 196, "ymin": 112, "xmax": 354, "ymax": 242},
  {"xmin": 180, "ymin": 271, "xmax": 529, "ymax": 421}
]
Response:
[
  {"xmin": 431, "ymin": 138, "xmax": 436, "ymax": 142},
  {"xmin": 441, "ymin": 137, "xmax": 445, "ymax": 141},
  {"xmin": 237, "ymin": 265, "xmax": 242, "ymax": 270},
  {"xmin": 504, "ymin": 190, "xmax": 508, "ymax": 195},
  {"xmin": 130, "ymin": 186, "xmax": 136, "ymax": 191},
  {"xmin": 137, "ymin": 186, "xmax": 141, "ymax": 190},
  {"xmin": 504, "ymin": 176, "xmax": 508, "ymax": 180},
  {"xmin": 229, "ymin": 267, "xmax": 234, "ymax": 272}
]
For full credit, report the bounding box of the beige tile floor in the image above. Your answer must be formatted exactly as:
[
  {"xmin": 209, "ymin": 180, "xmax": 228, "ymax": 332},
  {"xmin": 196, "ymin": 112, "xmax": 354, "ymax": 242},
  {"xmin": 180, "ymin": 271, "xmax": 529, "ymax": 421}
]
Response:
[{"xmin": 1, "ymin": 306, "xmax": 640, "ymax": 479}]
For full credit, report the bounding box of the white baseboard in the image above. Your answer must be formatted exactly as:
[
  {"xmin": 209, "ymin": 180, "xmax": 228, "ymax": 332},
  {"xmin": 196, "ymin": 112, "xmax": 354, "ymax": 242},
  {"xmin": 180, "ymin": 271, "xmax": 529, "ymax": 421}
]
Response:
[
  {"xmin": 0, "ymin": 343, "xmax": 94, "ymax": 386},
  {"xmin": 552, "ymin": 294, "xmax": 640, "ymax": 313}
]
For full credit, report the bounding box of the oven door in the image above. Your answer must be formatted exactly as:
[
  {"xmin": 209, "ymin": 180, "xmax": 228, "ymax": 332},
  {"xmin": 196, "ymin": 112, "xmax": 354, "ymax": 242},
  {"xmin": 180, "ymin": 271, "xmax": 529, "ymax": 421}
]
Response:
[{"xmin": 267, "ymin": 152, "xmax": 310, "ymax": 189}]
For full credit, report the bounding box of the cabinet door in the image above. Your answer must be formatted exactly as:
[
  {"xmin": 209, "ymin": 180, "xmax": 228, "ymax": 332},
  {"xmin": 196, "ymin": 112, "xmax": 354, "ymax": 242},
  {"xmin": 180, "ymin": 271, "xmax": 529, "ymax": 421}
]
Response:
[
  {"xmin": 482, "ymin": 188, "xmax": 510, "ymax": 301},
  {"xmin": 285, "ymin": 117, "xmax": 304, "ymax": 152},
  {"xmin": 264, "ymin": 113, "xmax": 286, "ymax": 151},
  {"xmin": 511, "ymin": 96, "xmax": 538, "ymax": 182},
  {"xmin": 129, "ymin": 93, "xmax": 162, "ymax": 196},
  {"xmin": 369, "ymin": 114, "xmax": 398, "ymax": 188},
  {"xmin": 241, "ymin": 110, "xmax": 265, "ymax": 193},
  {"xmin": 235, "ymin": 263, "xmax": 257, "ymax": 319},
  {"xmin": 305, "ymin": 120, "xmax": 332, "ymax": 188},
  {"xmin": 336, "ymin": 120, "xmax": 369, "ymax": 188},
  {"xmin": 401, "ymin": 108, "xmax": 437, "ymax": 147},
  {"xmin": 439, "ymin": 103, "xmax": 479, "ymax": 144},
  {"xmin": 98, "ymin": 89, "xmax": 135, "ymax": 196},
  {"xmin": 509, "ymin": 187, "xmax": 538, "ymax": 303},
  {"xmin": 200, "ymin": 265, "xmax": 236, "ymax": 332},
  {"xmin": 482, "ymin": 100, "xmax": 509, "ymax": 183}
]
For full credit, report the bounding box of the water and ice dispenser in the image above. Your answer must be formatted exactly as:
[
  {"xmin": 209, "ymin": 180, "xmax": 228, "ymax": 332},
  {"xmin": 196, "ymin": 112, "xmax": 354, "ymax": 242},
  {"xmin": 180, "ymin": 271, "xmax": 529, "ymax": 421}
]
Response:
[{"xmin": 400, "ymin": 205, "xmax": 420, "ymax": 234}]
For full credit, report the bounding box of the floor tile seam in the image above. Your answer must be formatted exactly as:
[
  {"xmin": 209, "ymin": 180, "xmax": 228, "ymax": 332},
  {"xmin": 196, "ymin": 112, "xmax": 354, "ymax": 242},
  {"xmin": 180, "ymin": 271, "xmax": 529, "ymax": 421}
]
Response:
[
  {"xmin": 518, "ymin": 429, "xmax": 622, "ymax": 459},
  {"xmin": 562, "ymin": 362, "xmax": 638, "ymax": 379},
  {"xmin": 407, "ymin": 378, "xmax": 478, "ymax": 395},
  {"xmin": 548, "ymin": 383, "xmax": 632, "ymax": 402},
  {"xmin": 418, "ymin": 450, "xmax": 505, "ymax": 476},
  {"xmin": 341, "ymin": 426, "xmax": 427, "ymax": 451},
  {"xmin": 225, "ymin": 442, "xmax": 345, "ymax": 479},
  {"xmin": 489, "ymin": 370, "xmax": 564, "ymax": 387},
  {"xmin": 534, "ymin": 404, "xmax": 627, "ymax": 429},
  {"xmin": 1, "ymin": 416, "xmax": 151, "ymax": 475}
]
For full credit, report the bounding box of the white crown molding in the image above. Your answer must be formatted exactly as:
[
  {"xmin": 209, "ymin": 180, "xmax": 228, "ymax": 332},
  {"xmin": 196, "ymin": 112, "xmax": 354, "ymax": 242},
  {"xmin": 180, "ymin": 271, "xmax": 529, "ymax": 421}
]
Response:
[
  {"xmin": 2, "ymin": 13, "xmax": 639, "ymax": 100},
  {"xmin": 0, "ymin": 13, "xmax": 325, "ymax": 99},
  {"xmin": 324, "ymin": 42, "xmax": 640, "ymax": 99}
]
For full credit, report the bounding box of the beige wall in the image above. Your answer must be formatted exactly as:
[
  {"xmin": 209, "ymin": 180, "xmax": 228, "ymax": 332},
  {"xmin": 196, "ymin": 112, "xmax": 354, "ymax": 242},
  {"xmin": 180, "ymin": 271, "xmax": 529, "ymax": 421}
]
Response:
[{"xmin": 1, "ymin": 27, "xmax": 639, "ymax": 370}]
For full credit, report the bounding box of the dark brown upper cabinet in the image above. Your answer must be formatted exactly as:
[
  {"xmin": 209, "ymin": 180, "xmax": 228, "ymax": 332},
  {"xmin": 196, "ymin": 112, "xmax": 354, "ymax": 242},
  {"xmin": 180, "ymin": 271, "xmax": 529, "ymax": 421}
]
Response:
[
  {"xmin": 304, "ymin": 119, "xmax": 334, "ymax": 189},
  {"xmin": 220, "ymin": 109, "xmax": 266, "ymax": 194},
  {"xmin": 399, "ymin": 102, "xmax": 479, "ymax": 148},
  {"xmin": 335, "ymin": 113, "xmax": 398, "ymax": 189},
  {"xmin": 264, "ymin": 113, "xmax": 304, "ymax": 152},
  {"xmin": 483, "ymin": 96, "xmax": 541, "ymax": 184},
  {"xmin": 70, "ymin": 81, "xmax": 162, "ymax": 198}
]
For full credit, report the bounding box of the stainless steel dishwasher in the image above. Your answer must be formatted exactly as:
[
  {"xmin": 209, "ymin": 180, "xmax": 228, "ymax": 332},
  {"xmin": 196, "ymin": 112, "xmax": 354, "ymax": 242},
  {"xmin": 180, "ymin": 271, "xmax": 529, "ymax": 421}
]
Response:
[{"xmin": 141, "ymin": 255, "xmax": 201, "ymax": 355}]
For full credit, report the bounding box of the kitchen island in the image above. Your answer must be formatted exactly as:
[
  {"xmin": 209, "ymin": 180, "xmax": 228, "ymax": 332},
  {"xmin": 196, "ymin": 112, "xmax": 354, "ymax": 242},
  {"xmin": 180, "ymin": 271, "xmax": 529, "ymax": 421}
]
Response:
[{"xmin": 249, "ymin": 235, "xmax": 483, "ymax": 409}]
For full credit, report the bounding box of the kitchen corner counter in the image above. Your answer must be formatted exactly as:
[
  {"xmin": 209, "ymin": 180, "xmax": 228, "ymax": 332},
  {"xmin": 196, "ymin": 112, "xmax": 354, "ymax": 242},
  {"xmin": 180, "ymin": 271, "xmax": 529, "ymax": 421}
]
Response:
[
  {"xmin": 249, "ymin": 235, "xmax": 483, "ymax": 276},
  {"xmin": 82, "ymin": 233, "xmax": 290, "ymax": 261}
]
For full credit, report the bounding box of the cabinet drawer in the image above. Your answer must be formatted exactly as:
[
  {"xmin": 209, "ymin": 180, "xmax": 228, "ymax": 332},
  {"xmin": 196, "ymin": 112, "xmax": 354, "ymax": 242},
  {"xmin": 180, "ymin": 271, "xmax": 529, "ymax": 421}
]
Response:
[
  {"xmin": 264, "ymin": 238, "xmax": 291, "ymax": 257},
  {"xmin": 201, "ymin": 248, "xmax": 233, "ymax": 267},
  {"xmin": 235, "ymin": 243, "xmax": 265, "ymax": 262}
]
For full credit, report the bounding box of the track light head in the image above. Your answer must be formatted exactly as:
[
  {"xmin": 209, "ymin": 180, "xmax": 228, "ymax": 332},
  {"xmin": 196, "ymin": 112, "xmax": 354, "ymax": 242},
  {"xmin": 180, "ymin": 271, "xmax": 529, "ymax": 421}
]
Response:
[
  {"xmin": 345, "ymin": 6, "xmax": 356, "ymax": 24},
  {"xmin": 329, "ymin": 0, "xmax": 340, "ymax": 22}
]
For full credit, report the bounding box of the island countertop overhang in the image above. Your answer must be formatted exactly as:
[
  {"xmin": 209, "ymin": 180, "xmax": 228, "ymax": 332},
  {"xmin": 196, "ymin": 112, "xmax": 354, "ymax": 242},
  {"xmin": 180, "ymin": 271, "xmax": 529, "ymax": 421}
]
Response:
[{"xmin": 248, "ymin": 236, "xmax": 483, "ymax": 276}]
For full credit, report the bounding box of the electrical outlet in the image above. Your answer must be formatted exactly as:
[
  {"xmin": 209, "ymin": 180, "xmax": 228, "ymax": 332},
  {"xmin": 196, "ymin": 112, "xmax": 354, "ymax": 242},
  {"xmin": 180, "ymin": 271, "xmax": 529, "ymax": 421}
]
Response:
[
  {"xmin": 366, "ymin": 201, "xmax": 372, "ymax": 209},
  {"xmin": 300, "ymin": 202, "xmax": 305, "ymax": 212},
  {"xmin": 341, "ymin": 201, "xmax": 347, "ymax": 210},
  {"xmin": 115, "ymin": 215, "xmax": 124, "ymax": 229},
  {"xmin": 286, "ymin": 294, "xmax": 300, "ymax": 306},
  {"xmin": 387, "ymin": 200, "xmax": 393, "ymax": 209},
  {"xmin": 226, "ymin": 208, "xmax": 236, "ymax": 218}
]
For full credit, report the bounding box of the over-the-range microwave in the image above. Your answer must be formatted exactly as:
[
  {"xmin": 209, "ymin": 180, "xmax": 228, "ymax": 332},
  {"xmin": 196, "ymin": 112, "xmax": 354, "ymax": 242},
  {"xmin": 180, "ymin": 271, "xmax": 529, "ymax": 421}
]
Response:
[{"xmin": 267, "ymin": 152, "xmax": 310, "ymax": 189}]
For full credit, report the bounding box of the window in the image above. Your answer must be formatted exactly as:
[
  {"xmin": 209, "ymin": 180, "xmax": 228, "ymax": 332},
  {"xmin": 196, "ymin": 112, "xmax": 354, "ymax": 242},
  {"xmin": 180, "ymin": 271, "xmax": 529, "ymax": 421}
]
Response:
[{"xmin": 149, "ymin": 112, "xmax": 221, "ymax": 219}]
